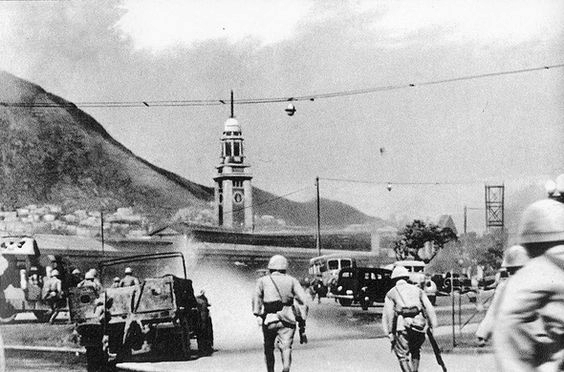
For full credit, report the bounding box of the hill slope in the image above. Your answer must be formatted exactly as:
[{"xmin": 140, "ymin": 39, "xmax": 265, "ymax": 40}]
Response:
[{"xmin": 0, "ymin": 71, "xmax": 378, "ymax": 227}]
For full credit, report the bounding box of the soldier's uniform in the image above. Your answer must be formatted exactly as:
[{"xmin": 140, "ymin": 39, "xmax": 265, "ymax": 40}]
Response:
[
  {"xmin": 494, "ymin": 198, "xmax": 564, "ymax": 372},
  {"xmin": 252, "ymin": 255, "xmax": 308, "ymax": 372},
  {"xmin": 44, "ymin": 270, "xmax": 63, "ymax": 323},
  {"xmin": 119, "ymin": 268, "xmax": 140, "ymax": 287},
  {"xmin": 78, "ymin": 270, "xmax": 103, "ymax": 297},
  {"xmin": 382, "ymin": 266, "xmax": 437, "ymax": 372},
  {"xmin": 475, "ymin": 245, "xmax": 529, "ymax": 345}
]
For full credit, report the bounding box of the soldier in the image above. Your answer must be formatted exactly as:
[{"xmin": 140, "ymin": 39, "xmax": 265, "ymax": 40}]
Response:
[
  {"xmin": 119, "ymin": 267, "xmax": 140, "ymax": 287},
  {"xmin": 69, "ymin": 268, "xmax": 84, "ymax": 288},
  {"xmin": 28, "ymin": 266, "xmax": 42, "ymax": 287},
  {"xmin": 475, "ymin": 245, "xmax": 529, "ymax": 346},
  {"xmin": 78, "ymin": 269, "xmax": 103, "ymax": 296},
  {"xmin": 382, "ymin": 266, "xmax": 437, "ymax": 372},
  {"xmin": 44, "ymin": 269, "xmax": 63, "ymax": 324},
  {"xmin": 493, "ymin": 199, "xmax": 564, "ymax": 371},
  {"xmin": 252, "ymin": 255, "xmax": 308, "ymax": 372},
  {"xmin": 110, "ymin": 277, "xmax": 121, "ymax": 288}
]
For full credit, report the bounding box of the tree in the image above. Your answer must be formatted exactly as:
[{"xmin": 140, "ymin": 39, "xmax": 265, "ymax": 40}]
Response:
[{"xmin": 394, "ymin": 219, "xmax": 458, "ymax": 263}]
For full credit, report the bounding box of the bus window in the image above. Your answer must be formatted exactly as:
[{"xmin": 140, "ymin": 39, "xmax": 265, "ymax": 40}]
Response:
[
  {"xmin": 328, "ymin": 260, "xmax": 339, "ymax": 270},
  {"xmin": 413, "ymin": 266, "xmax": 424, "ymax": 273},
  {"xmin": 341, "ymin": 259, "xmax": 352, "ymax": 268}
]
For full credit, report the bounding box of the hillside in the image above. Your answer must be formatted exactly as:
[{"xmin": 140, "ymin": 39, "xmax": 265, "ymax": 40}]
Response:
[{"xmin": 0, "ymin": 71, "xmax": 379, "ymax": 228}]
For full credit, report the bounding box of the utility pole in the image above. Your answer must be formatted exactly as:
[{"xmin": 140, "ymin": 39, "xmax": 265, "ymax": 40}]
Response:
[
  {"xmin": 316, "ymin": 176, "xmax": 321, "ymax": 256},
  {"xmin": 463, "ymin": 205, "xmax": 467, "ymax": 235},
  {"xmin": 100, "ymin": 211, "xmax": 105, "ymax": 256}
]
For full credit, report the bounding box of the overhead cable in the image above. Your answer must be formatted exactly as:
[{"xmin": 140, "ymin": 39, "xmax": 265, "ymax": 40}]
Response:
[{"xmin": 1, "ymin": 63, "xmax": 562, "ymax": 109}]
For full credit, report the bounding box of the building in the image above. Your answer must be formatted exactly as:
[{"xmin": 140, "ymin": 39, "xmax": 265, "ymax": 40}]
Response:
[{"xmin": 213, "ymin": 115, "xmax": 253, "ymax": 230}]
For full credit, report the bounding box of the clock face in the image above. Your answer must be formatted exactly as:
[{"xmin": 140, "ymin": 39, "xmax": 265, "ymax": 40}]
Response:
[{"xmin": 233, "ymin": 191, "xmax": 244, "ymax": 204}]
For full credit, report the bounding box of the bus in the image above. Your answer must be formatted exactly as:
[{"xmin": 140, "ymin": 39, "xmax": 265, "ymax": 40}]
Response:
[{"xmin": 308, "ymin": 254, "xmax": 357, "ymax": 297}]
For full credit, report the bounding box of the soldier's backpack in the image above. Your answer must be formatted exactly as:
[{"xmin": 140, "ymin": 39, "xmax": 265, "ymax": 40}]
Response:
[{"xmin": 395, "ymin": 287, "xmax": 427, "ymax": 333}]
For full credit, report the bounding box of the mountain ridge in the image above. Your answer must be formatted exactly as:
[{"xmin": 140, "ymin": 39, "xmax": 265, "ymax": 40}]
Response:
[{"xmin": 0, "ymin": 71, "xmax": 381, "ymax": 229}]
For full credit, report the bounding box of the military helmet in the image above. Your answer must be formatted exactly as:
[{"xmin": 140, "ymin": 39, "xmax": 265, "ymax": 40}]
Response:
[
  {"xmin": 502, "ymin": 245, "xmax": 530, "ymax": 268},
  {"xmin": 51, "ymin": 269, "xmax": 60, "ymax": 277},
  {"xmin": 391, "ymin": 266, "xmax": 410, "ymax": 280},
  {"xmin": 84, "ymin": 270, "xmax": 95, "ymax": 280},
  {"xmin": 30, "ymin": 266, "xmax": 38, "ymax": 272},
  {"xmin": 519, "ymin": 199, "xmax": 564, "ymax": 244},
  {"xmin": 113, "ymin": 276, "xmax": 120, "ymax": 282},
  {"xmin": 124, "ymin": 267, "xmax": 133, "ymax": 275},
  {"xmin": 72, "ymin": 268, "xmax": 81, "ymax": 275},
  {"xmin": 267, "ymin": 255, "xmax": 288, "ymax": 271}
]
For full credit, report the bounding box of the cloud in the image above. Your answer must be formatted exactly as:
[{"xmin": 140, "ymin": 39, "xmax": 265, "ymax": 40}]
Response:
[
  {"xmin": 364, "ymin": 0, "xmax": 564, "ymax": 46},
  {"xmin": 115, "ymin": 0, "xmax": 314, "ymax": 51}
]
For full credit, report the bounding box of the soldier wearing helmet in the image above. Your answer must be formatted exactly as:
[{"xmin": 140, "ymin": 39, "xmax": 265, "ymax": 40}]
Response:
[
  {"xmin": 43, "ymin": 269, "xmax": 63, "ymax": 323},
  {"xmin": 476, "ymin": 245, "xmax": 529, "ymax": 346},
  {"xmin": 252, "ymin": 255, "xmax": 308, "ymax": 372},
  {"xmin": 119, "ymin": 267, "xmax": 140, "ymax": 287},
  {"xmin": 78, "ymin": 268, "xmax": 102, "ymax": 295},
  {"xmin": 382, "ymin": 265, "xmax": 437, "ymax": 372},
  {"xmin": 111, "ymin": 276, "xmax": 121, "ymax": 288},
  {"xmin": 493, "ymin": 199, "xmax": 564, "ymax": 371}
]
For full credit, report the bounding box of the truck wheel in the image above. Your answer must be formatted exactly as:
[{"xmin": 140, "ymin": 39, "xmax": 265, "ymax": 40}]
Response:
[
  {"xmin": 338, "ymin": 299, "xmax": 352, "ymax": 307},
  {"xmin": 179, "ymin": 317, "xmax": 191, "ymax": 360},
  {"xmin": 198, "ymin": 316, "xmax": 214, "ymax": 356},
  {"xmin": 33, "ymin": 311, "xmax": 51, "ymax": 323}
]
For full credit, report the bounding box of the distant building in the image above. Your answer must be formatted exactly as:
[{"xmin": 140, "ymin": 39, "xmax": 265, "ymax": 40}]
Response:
[{"xmin": 213, "ymin": 116, "xmax": 253, "ymax": 230}]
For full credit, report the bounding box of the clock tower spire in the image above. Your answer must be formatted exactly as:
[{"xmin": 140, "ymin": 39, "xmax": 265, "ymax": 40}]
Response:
[{"xmin": 213, "ymin": 92, "xmax": 253, "ymax": 230}]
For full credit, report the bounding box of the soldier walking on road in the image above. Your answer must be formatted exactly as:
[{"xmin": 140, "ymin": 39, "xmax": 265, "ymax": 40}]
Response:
[
  {"xmin": 475, "ymin": 245, "xmax": 529, "ymax": 346},
  {"xmin": 493, "ymin": 199, "xmax": 564, "ymax": 371},
  {"xmin": 382, "ymin": 266, "xmax": 438, "ymax": 372},
  {"xmin": 119, "ymin": 267, "xmax": 140, "ymax": 287},
  {"xmin": 252, "ymin": 255, "xmax": 308, "ymax": 372}
]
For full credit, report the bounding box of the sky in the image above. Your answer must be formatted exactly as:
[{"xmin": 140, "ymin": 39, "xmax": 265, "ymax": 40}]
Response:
[{"xmin": 0, "ymin": 0, "xmax": 563, "ymax": 235}]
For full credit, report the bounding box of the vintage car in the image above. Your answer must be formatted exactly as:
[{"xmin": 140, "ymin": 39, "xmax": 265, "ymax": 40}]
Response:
[
  {"xmin": 331, "ymin": 267, "xmax": 393, "ymax": 310},
  {"xmin": 69, "ymin": 252, "xmax": 213, "ymax": 370}
]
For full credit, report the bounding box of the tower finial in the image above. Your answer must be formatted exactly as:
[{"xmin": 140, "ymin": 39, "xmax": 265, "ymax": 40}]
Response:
[{"xmin": 230, "ymin": 90, "xmax": 234, "ymax": 118}]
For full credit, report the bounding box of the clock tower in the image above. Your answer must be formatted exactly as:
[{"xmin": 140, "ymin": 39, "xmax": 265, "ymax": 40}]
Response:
[{"xmin": 213, "ymin": 109, "xmax": 253, "ymax": 230}]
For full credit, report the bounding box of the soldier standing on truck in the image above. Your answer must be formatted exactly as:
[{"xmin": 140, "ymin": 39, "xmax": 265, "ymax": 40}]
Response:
[
  {"xmin": 119, "ymin": 267, "xmax": 140, "ymax": 287},
  {"xmin": 78, "ymin": 270, "xmax": 102, "ymax": 297},
  {"xmin": 110, "ymin": 277, "xmax": 121, "ymax": 288},
  {"xmin": 382, "ymin": 266, "xmax": 438, "ymax": 372},
  {"xmin": 252, "ymin": 255, "xmax": 308, "ymax": 372}
]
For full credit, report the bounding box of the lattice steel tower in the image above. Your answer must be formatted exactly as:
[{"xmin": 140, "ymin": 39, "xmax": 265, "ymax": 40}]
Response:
[{"xmin": 485, "ymin": 185, "xmax": 504, "ymax": 230}]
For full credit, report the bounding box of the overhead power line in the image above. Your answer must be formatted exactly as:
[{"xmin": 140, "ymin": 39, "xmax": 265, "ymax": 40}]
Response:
[
  {"xmin": 319, "ymin": 177, "xmax": 478, "ymax": 185},
  {"xmin": 1, "ymin": 63, "xmax": 562, "ymax": 109}
]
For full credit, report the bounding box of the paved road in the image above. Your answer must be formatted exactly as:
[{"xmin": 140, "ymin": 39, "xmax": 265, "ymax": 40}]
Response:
[
  {"xmin": 114, "ymin": 299, "xmax": 493, "ymax": 372},
  {"xmin": 3, "ymin": 289, "xmax": 491, "ymax": 371}
]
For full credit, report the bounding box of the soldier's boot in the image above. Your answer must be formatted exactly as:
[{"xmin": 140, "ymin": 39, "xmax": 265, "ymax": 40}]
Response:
[
  {"xmin": 49, "ymin": 309, "xmax": 59, "ymax": 324},
  {"xmin": 412, "ymin": 358, "xmax": 420, "ymax": 372},
  {"xmin": 265, "ymin": 350, "xmax": 275, "ymax": 372},
  {"xmin": 398, "ymin": 359, "xmax": 412, "ymax": 372},
  {"xmin": 281, "ymin": 349, "xmax": 292, "ymax": 372}
]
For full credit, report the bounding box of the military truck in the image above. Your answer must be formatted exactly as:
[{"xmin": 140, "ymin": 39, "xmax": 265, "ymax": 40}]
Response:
[
  {"xmin": 69, "ymin": 252, "xmax": 213, "ymax": 369},
  {"xmin": 0, "ymin": 236, "xmax": 70, "ymax": 322}
]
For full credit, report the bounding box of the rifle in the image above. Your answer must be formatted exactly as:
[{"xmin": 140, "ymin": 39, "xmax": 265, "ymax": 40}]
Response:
[{"xmin": 426, "ymin": 328, "xmax": 447, "ymax": 372}]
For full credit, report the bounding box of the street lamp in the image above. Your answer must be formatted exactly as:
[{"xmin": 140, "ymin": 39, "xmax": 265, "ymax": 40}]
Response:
[{"xmin": 545, "ymin": 174, "xmax": 564, "ymax": 203}]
